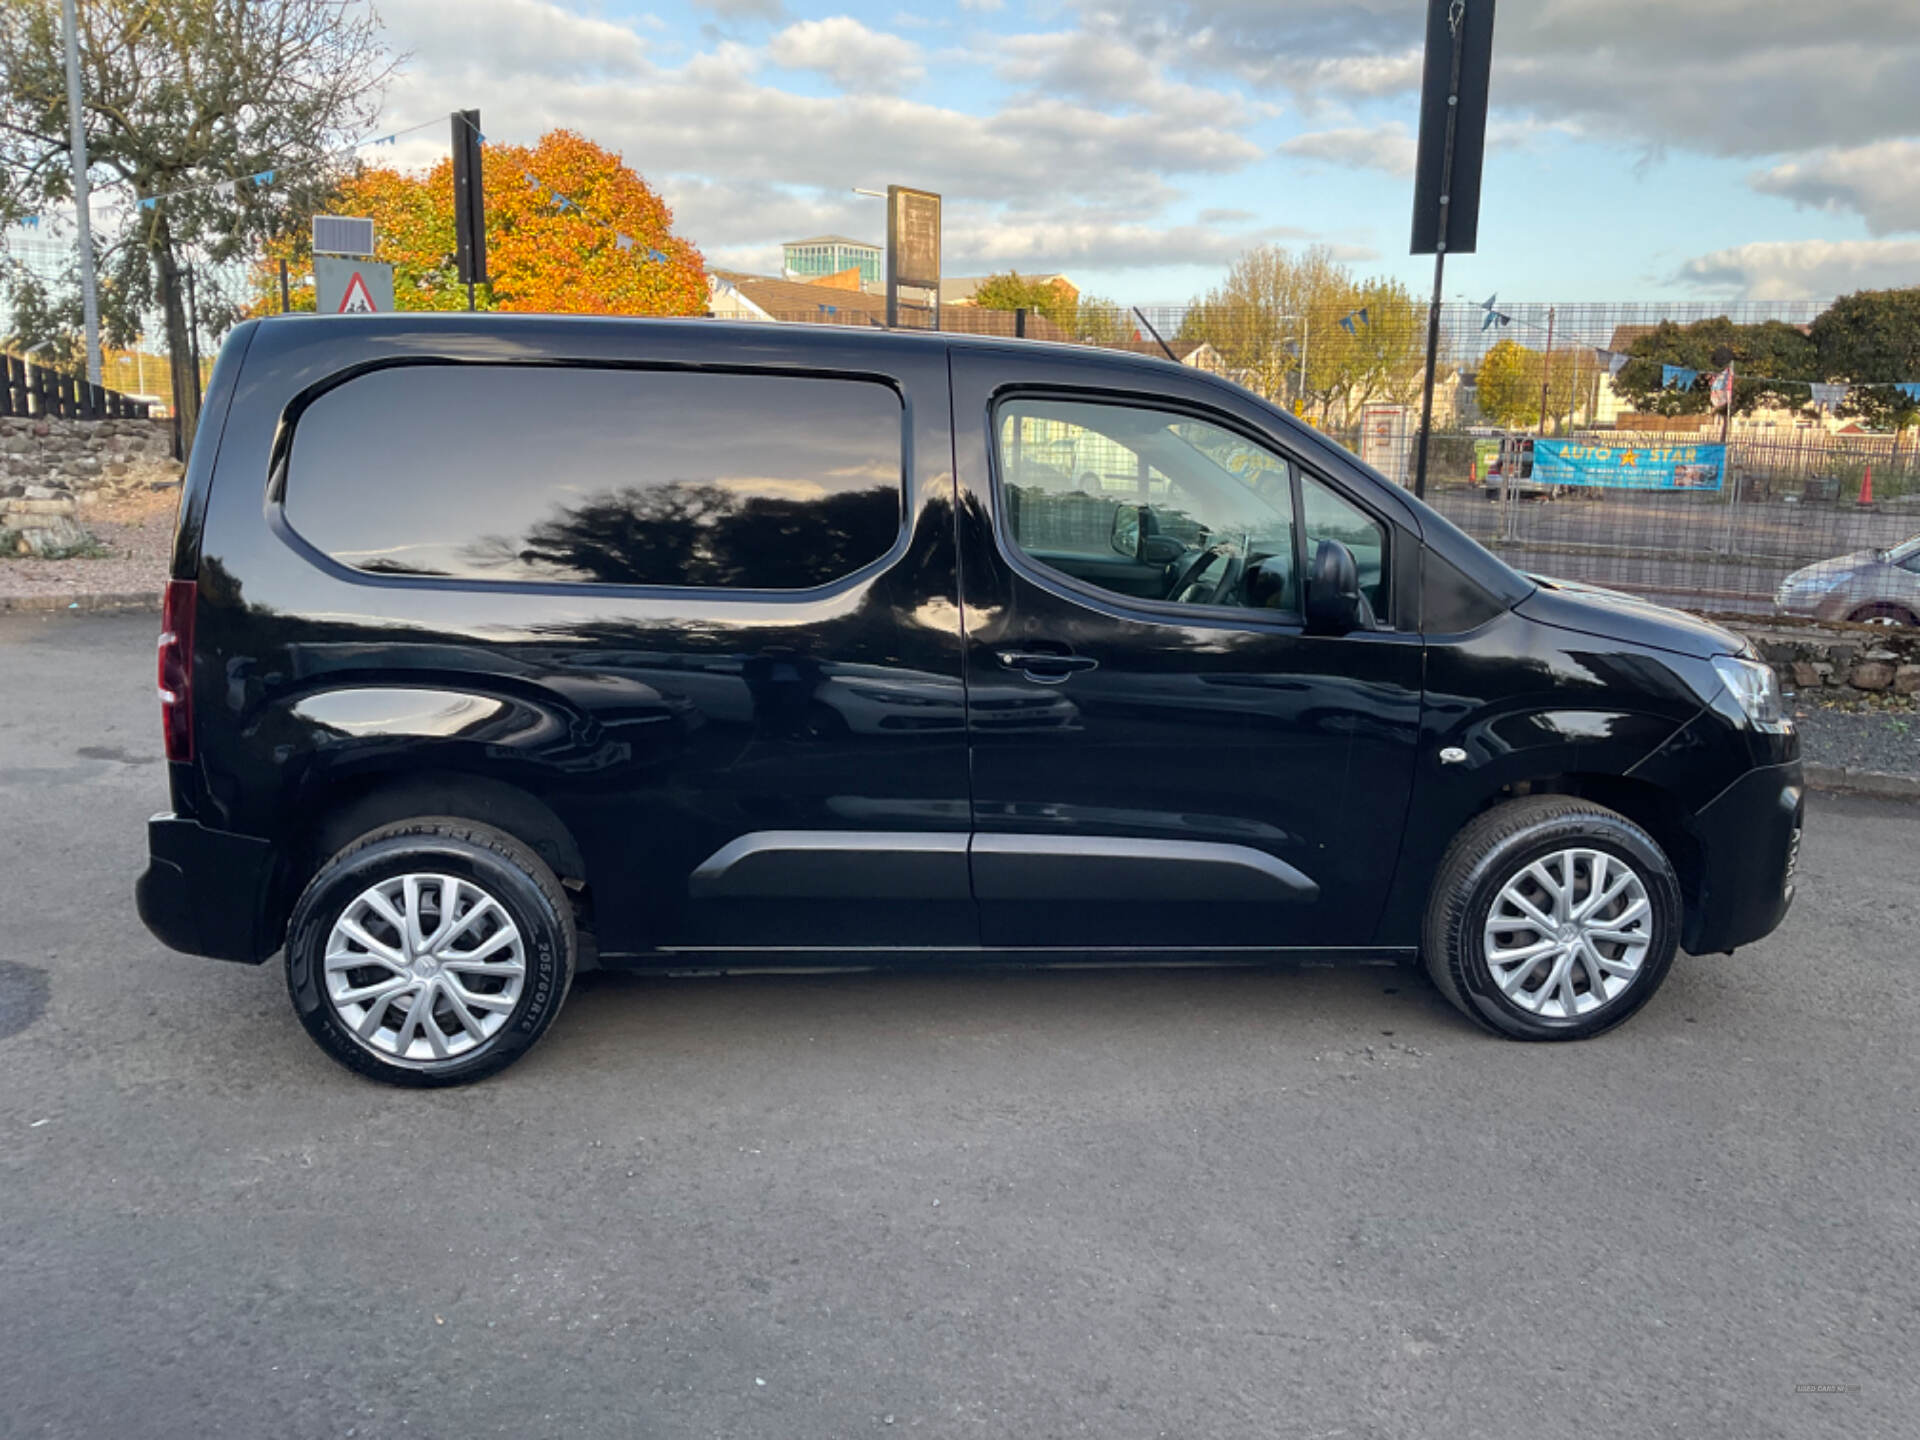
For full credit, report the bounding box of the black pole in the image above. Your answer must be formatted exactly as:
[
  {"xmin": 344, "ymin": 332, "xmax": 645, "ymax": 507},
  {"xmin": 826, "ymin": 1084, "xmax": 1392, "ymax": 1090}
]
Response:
[
  {"xmin": 1413, "ymin": 4, "xmax": 1468, "ymax": 501},
  {"xmin": 279, "ymin": 258, "xmax": 291, "ymax": 314}
]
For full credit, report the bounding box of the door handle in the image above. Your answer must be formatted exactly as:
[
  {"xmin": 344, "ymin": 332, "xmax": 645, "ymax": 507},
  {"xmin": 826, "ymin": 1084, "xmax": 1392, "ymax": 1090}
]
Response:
[{"xmin": 996, "ymin": 650, "xmax": 1099, "ymax": 683}]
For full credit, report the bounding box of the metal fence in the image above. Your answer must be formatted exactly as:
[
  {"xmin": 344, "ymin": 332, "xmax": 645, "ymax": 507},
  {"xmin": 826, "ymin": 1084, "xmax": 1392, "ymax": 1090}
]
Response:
[{"xmin": 773, "ymin": 294, "xmax": 1916, "ymax": 623}]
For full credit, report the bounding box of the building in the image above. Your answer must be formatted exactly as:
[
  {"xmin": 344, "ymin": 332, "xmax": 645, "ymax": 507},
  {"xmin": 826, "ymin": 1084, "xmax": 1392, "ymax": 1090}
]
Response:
[
  {"xmin": 709, "ymin": 271, "xmax": 890, "ymax": 325},
  {"xmin": 782, "ymin": 236, "xmax": 882, "ymax": 287}
]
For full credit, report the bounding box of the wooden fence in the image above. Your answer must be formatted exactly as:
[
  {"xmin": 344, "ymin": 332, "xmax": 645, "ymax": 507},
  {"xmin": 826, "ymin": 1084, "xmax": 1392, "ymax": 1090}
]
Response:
[{"xmin": 0, "ymin": 354, "xmax": 153, "ymax": 421}]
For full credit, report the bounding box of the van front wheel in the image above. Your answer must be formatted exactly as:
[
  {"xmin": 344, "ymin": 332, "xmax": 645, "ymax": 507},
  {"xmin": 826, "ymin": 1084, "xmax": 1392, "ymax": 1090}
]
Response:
[{"xmin": 1422, "ymin": 797, "xmax": 1681, "ymax": 1040}]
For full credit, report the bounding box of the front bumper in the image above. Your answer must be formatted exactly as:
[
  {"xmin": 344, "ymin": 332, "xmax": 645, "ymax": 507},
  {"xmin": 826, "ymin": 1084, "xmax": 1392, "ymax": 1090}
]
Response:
[
  {"xmin": 1685, "ymin": 760, "xmax": 1804, "ymax": 954},
  {"xmin": 135, "ymin": 814, "xmax": 278, "ymax": 964}
]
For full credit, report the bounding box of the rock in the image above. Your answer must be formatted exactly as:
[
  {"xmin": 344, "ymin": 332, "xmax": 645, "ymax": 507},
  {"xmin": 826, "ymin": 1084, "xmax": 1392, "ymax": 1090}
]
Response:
[
  {"xmin": 1896, "ymin": 665, "xmax": 1920, "ymax": 696},
  {"xmin": 1851, "ymin": 660, "xmax": 1895, "ymax": 691},
  {"xmin": 9, "ymin": 515, "xmax": 96, "ymax": 557},
  {"xmin": 1789, "ymin": 660, "xmax": 1825, "ymax": 690},
  {"xmin": 1825, "ymin": 642, "xmax": 1861, "ymax": 668},
  {"xmin": 2, "ymin": 497, "xmax": 79, "ymax": 517}
]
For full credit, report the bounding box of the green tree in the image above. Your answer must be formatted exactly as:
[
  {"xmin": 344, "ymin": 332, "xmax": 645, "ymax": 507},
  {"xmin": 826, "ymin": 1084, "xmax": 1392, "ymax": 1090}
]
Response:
[
  {"xmin": 1313, "ymin": 276, "xmax": 1432, "ymax": 419},
  {"xmin": 1476, "ymin": 338, "xmax": 1542, "ymax": 429},
  {"xmin": 1072, "ymin": 293, "xmax": 1129, "ymax": 345},
  {"xmin": 1178, "ymin": 244, "xmax": 1348, "ymax": 407},
  {"xmin": 972, "ymin": 271, "xmax": 1076, "ymax": 327},
  {"xmin": 1613, "ymin": 316, "xmax": 1816, "ymax": 417},
  {"xmin": 0, "ymin": 0, "xmax": 392, "ymax": 450},
  {"xmin": 1811, "ymin": 288, "xmax": 1920, "ymax": 446}
]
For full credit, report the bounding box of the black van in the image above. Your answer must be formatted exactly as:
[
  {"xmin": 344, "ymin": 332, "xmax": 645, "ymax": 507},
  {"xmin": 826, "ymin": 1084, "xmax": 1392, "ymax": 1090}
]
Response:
[{"xmin": 137, "ymin": 316, "xmax": 1802, "ymax": 1085}]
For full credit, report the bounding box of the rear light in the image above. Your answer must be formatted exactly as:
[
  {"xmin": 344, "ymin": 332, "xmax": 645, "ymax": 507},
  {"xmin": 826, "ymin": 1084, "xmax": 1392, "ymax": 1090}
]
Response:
[{"xmin": 158, "ymin": 579, "xmax": 196, "ymax": 762}]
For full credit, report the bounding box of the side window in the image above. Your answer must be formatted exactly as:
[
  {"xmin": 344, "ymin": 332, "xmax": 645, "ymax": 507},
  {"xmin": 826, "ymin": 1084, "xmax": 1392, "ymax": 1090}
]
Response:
[
  {"xmin": 1301, "ymin": 474, "xmax": 1389, "ymax": 616},
  {"xmin": 997, "ymin": 398, "xmax": 1301, "ymax": 615},
  {"xmin": 285, "ymin": 365, "xmax": 903, "ymax": 589}
]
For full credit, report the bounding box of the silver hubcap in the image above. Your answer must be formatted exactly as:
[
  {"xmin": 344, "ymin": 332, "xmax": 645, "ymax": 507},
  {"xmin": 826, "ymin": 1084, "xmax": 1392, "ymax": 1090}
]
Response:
[
  {"xmin": 324, "ymin": 874, "xmax": 526, "ymax": 1064},
  {"xmin": 1483, "ymin": 848, "xmax": 1653, "ymax": 1020}
]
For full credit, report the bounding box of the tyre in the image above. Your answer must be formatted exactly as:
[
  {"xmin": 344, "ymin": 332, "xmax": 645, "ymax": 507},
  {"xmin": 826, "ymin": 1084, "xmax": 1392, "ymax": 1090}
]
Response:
[
  {"xmin": 1848, "ymin": 602, "xmax": 1915, "ymax": 627},
  {"xmin": 286, "ymin": 819, "xmax": 576, "ymax": 1086},
  {"xmin": 1422, "ymin": 796, "xmax": 1680, "ymax": 1040}
]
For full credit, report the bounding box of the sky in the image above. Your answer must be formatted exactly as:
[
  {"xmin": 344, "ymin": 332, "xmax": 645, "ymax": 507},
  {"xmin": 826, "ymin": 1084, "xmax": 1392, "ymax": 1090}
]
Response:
[{"xmin": 305, "ymin": 0, "xmax": 1920, "ymax": 304}]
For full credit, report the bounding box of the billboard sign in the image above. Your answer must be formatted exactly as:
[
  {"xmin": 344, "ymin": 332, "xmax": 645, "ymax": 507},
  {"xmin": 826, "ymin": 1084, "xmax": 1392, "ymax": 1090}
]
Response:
[
  {"xmin": 887, "ymin": 186, "xmax": 941, "ymax": 292},
  {"xmin": 1531, "ymin": 440, "xmax": 1725, "ymax": 491}
]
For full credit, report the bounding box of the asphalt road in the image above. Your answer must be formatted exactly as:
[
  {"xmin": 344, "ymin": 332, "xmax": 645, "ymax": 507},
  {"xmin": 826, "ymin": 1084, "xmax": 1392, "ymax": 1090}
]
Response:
[{"xmin": 3, "ymin": 612, "xmax": 1916, "ymax": 1439}]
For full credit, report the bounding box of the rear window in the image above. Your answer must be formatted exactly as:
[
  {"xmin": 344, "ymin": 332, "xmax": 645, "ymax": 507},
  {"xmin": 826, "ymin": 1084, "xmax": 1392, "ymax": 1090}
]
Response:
[{"xmin": 283, "ymin": 365, "xmax": 904, "ymax": 590}]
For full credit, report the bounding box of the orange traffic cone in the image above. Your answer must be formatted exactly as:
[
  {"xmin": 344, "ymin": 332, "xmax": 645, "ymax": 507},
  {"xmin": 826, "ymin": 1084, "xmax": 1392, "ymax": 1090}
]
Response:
[
  {"xmin": 1470, "ymin": 454, "xmax": 1478, "ymax": 483},
  {"xmin": 1859, "ymin": 465, "xmax": 1874, "ymax": 506}
]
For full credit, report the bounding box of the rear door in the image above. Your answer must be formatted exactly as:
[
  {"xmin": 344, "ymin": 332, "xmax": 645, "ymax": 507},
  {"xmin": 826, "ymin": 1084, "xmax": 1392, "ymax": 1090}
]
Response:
[
  {"xmin": 951, "ymin": 348, "xmax": 1424, "ymax": 949},
  {"xmin": 208, "ymin": 321, "xmax": 974, "ymax": 958}
]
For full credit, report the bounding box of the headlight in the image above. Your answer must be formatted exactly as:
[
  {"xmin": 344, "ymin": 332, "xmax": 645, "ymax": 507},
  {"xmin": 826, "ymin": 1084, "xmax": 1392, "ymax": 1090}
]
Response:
[{"xmin": 1713, "ymin": 654, "xmax": 1788, "ymax": 730}]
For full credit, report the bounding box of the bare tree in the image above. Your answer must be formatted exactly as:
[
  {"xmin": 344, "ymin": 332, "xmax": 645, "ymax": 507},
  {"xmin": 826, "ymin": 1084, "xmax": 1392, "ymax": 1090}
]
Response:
[{"xmin": 1, "ymin": 0, "xmax": 393, "ymax": 449}]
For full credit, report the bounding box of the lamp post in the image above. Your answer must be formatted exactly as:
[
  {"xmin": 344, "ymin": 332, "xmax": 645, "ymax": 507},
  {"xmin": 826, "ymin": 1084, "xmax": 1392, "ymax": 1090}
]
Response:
[{"xmin": 60, "ymin": 0, "xmax": 102, "ymax": 385}]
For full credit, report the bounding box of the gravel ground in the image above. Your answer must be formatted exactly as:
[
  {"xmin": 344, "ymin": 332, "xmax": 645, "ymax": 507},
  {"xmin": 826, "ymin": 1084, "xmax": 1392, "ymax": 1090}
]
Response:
[
  {"xmin": 0, "ymin": 492, "xmax": 174, "ymax": 601},
  {"xmin": 1791, "ymin": 703, "xmax": 1920, "ymax": 776}
]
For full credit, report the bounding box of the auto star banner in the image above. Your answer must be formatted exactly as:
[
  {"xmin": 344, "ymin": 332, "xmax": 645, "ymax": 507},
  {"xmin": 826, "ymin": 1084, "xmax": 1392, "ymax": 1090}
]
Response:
[{"xmin": 1530, "ymin": 440, "xmax": 1726, "ymax": 492}]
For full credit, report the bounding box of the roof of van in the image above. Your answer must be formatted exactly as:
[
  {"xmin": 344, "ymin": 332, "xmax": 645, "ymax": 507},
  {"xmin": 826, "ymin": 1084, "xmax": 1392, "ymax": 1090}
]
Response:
[{"xmin": 256, "ymin": 310, "xmax": 1193, "ymax": 374}]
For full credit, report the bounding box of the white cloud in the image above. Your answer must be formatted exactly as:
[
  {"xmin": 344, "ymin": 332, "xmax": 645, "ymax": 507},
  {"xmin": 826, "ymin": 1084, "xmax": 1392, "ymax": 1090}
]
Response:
[
  {"xmin": 958, "ymin": 0, "xmax": 1006, "ymax": 11},
  {"xmin": 992, "ymin": 28, "xmax": 1239, "ymax": 124},
  {"xmin": 693, "ymin": 0, "xmax": 787, "ymax": 19},
  {"xmin": 380, "ymin": 0, "xmax": 652, "ymax": 80},
  {"xmin": 1280, "ymin": 122, "xmax": 1416, "ymax": 178},
  {"xmin": 1750, "ymin": 140, "xmax": 1920, "ymax": 236},
  {"xmin": 944, "ymin": 211, "xmax": 1314, "ymax": 273},
  {"xmin": 1093, "ymin": 0, "xmax": 1920, "ymax": 158},
  {"xmin": 767, "ymin": 16, "xmax": 924, "ymax": 93},
  {"xmin": 1676, "ymin": 239, "xmax": 1920, "ymax": 300}
]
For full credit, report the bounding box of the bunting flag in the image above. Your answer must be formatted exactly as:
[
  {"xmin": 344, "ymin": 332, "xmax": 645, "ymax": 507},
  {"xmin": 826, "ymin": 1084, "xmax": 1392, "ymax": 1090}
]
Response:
[
  {"xmin": 1479, "ymin": 292, "xmax": 1498, "ymax": 313},
  {"xmin": 615, "ymin": 233, "xmax": 634, "ymax": 251},
  {"xmin": 138, "ymin": 197, "xmax": 156, "ymax": 210},
  {"xmin": 1662, "ymin": 364, "xmax": 1700, "ymax": 390},
  {"xmin": 1808, "ymin": 382, "xmax": 1849, "ymax": 409},
  {"xmin": 1709, "ymin": 364, "xmax": 1734, "ymax": 411},
  {"xmin": 1898, "ymin": 382, "xmax": 1920, "ymax": 402},
  {"xmin": 1481, "ymin": 308, "xmax": 1511, "ymax": 332},
  {"xmin": 647, "ymin": 247, "xmax": 668, "ymax": 264},
  {"xmin": 213, "ymin": 180, "xmax": 236, "ymax": 198},
  {"xmin": 1338, "ymin": 307, "xmax": 1369, "ymax": 336}
]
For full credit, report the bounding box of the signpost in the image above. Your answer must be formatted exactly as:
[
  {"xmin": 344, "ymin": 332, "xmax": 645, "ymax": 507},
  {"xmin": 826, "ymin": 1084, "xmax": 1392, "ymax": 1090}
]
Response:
[
  {"xmin": 886, "ymin": 186, "xmax": 941, "ymax": 329},
  {"xmin": 451, "ymin": 109, "xmax": 487, "ymax": 310},
  {"xmin": 315, "ymin": 256, "xmax": 395, "ymax": 314},
  {"xmin": 1409, "ymin": 0, "xmax": 1497, "ymax": 500}
]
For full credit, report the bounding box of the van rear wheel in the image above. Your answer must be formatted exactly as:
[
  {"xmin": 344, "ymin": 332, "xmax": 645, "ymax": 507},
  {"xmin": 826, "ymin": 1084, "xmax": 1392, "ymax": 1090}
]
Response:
[
  {"xmin": 286, "ymin": 819, "xmax": 576, "ymax": 1086},
  {"xmin": 1422, "ymin": 797, "xmax": 1680, "ymax": 1040}
]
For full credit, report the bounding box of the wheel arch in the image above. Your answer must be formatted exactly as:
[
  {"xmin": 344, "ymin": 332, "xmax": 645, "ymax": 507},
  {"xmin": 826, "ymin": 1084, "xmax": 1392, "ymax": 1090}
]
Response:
[
  {"xmin": 1460, "ymin": 771, "xmax": 1706, "ymax": 950},
  {"xmin": 267, "ymin": 768, "xmax": 592, "ymax": 953}
]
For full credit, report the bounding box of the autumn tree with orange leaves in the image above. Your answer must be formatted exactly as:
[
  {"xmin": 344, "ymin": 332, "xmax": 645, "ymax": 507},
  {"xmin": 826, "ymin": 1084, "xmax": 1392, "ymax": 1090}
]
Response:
[{"xmin": 254, "ymin": 130, "xmax": 706, "ymax": 316}]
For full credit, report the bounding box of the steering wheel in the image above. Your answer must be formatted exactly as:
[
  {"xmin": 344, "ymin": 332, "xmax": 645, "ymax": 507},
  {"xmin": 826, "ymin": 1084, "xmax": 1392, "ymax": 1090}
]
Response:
[{"xmin": 1166, "ymin": 542, "xmax": 1245, "ymax": 606}]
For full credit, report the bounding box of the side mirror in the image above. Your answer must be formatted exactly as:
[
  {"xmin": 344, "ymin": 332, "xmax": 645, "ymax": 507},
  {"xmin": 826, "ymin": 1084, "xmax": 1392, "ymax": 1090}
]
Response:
[
  {"xmin": 1111, "ymin": 504, "xmax": 1142, "ymax": 559},
  {"xmin": 1305, "ymin": 538, "xmax": 1364, "ymax": 634}
]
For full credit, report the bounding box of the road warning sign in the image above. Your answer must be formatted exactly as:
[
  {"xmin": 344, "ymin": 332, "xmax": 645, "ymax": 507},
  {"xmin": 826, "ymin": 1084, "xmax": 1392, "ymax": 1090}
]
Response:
[
  {"xmin": 337, "ymin": 271, "xmax": 377, "ymax": 312},
  {"xmin": 314, "ymin": 256, "xmax": 395, "ymax": 315}
]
